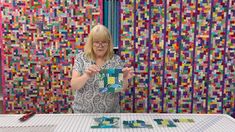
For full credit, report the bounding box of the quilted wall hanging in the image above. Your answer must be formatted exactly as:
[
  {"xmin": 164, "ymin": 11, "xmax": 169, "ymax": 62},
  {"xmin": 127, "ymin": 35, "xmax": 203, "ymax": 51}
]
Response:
[
  {"xmin": 119, "ymin": 0, "xmax": 234, "ymax": 116},
  {"xmin": 0, "ymin": 0, "xmax": 102, "ymax": 113}
]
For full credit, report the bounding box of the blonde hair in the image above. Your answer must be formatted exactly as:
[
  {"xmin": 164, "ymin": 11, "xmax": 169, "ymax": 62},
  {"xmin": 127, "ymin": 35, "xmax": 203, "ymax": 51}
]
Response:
[{"xmin": 84, "ymin": 24, "xmax": 114, "ymax": 61}]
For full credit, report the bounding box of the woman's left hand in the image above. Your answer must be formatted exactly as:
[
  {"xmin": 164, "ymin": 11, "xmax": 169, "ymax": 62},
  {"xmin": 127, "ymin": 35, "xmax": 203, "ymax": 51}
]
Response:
[{"xmin": 122, "ymin": 67, "xmax": 134, "ymax": 80}]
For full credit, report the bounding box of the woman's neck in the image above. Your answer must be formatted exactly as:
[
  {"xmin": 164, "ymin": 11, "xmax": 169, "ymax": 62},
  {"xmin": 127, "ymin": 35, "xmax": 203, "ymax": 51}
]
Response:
[{"xmin": 95, "ymin": 57, "xmax": 105, "ymax": 67}]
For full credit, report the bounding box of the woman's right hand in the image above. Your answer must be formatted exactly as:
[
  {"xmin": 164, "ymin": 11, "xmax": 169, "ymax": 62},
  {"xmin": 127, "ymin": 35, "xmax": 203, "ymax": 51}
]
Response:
[{"xmin": 83, "ymin": 65, "xmax": 100, "ymax": 78}]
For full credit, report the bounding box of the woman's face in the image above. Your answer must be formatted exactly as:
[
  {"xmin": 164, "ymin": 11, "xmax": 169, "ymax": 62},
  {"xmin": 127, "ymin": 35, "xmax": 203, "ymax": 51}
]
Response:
[{"xmin": 92, "ymin": 40, "xmax": 109, "ymax": 58}]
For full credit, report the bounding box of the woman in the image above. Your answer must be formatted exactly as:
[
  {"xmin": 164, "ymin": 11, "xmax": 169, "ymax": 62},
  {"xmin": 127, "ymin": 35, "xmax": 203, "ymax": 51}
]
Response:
[{"xmin": 70, "ymin": 24, "xmax": 134, "ymax": 113}]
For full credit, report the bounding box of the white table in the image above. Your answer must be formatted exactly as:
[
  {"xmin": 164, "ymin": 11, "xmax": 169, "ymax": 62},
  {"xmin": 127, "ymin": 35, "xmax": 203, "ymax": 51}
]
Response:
[{"xmin": 0, "ymin": 113, "xmax": 235, "ymax": 132}]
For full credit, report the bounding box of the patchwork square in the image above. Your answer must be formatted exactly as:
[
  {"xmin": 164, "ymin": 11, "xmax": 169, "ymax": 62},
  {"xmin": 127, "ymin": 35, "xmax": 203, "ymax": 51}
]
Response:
[
  {"xmin": 123, "ymin": 120, "xmax": 153, "ymax": 128},
  {"xmin": 98, "ymin": 68, "xmax": 123, "ymax": 93},
  {"xmin": 91, "ymin": 116, "xmax": 120, "ymax": 128},
  {"xmin": 154, "ymin": 119, "xmax": 177, "ymax": 127},
  {"xmin": 173, "ymin": 119, "xmax": 194, "ymax": 123}
]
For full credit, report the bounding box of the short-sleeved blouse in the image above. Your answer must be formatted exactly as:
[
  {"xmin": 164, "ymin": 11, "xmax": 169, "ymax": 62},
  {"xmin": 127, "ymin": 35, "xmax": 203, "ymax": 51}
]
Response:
[{"xmin": 72, "ymin": 51, "xmax": 124, "ymax": 113}]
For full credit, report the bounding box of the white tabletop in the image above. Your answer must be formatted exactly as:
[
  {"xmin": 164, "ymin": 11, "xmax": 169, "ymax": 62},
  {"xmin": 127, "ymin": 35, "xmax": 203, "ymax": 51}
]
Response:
[{"xmin": 0, "ymin": 113, "xmax": 235, "ymax": 132}]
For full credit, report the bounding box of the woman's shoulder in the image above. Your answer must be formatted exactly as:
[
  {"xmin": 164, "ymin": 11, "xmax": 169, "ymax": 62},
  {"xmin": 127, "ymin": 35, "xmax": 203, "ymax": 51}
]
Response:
[
  {"xmin": 109, "ymin": 54, "xmax": 122, "ymax": 63},
  {"xmin": 108, "ymin": 54, "xmax": 125, "ymax": 68},
  {"xmin": 110, "ymin": 54, "xmax": 124, "ymax": 64},
  {"xmin": 112, "ymin": 54, "xmax": 121, "ymax": 60},
  {"xmin": 75, "ymin": 51, "xmax": 85, "ymax": 58},
  {"xmin": 75, "ymin": 51, "xmax": 91, "ymax": 64}
]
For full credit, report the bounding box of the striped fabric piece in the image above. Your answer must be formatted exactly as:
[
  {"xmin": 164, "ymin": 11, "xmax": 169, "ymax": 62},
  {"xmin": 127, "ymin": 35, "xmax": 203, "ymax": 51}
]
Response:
[{"xmin": 103, "ymin": 0, "xmax": 119, "ymax": 48}]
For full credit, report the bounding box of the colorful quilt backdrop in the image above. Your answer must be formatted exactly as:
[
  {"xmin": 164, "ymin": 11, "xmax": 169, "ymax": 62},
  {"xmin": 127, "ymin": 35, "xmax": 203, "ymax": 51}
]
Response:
[
  {"xmin": 119, "ymin": 0, "xmax": 234, "ymax": 116},
  {"xmin": 0, "ymin": 0, "xmax": 102, "ymax": 113}
]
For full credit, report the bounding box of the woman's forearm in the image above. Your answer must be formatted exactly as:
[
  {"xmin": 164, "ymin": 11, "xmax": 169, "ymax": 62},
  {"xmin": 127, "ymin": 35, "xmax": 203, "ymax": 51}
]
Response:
[
  {"xmin": 122, "ymin": 78, "xmax": 129, "ymax": 91},
  {"xmin": 71, "ymin": 74, "xmax": 90, "ymax": 90}
]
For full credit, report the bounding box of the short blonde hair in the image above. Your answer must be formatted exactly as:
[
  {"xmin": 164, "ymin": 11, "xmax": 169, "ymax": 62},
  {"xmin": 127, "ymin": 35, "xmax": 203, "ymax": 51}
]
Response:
[{"xmin": 84, "ymin": 24, "xmax": 114, "ymax": 61}]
